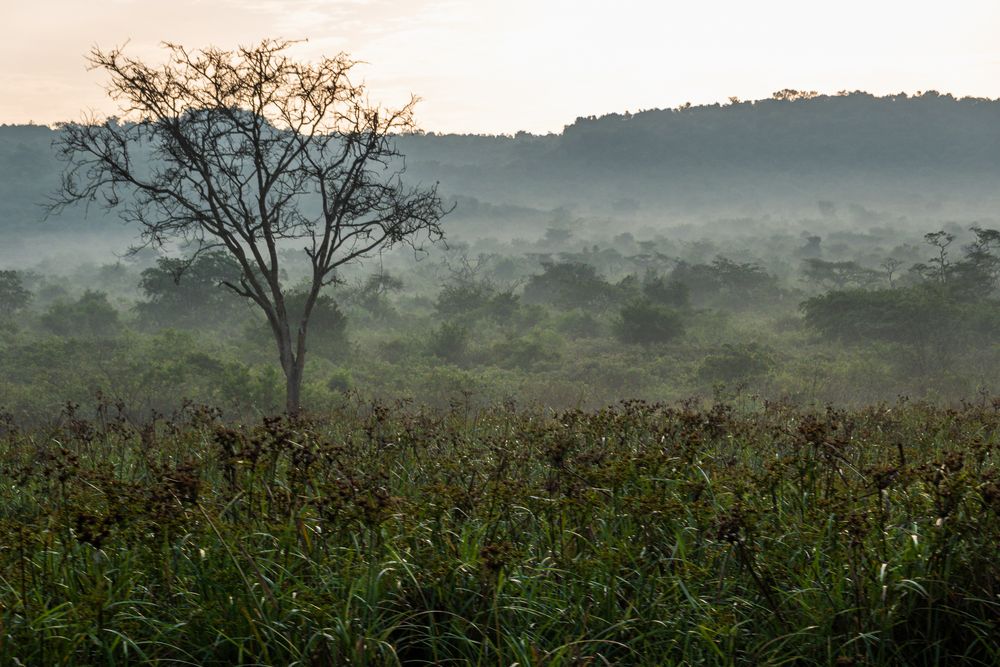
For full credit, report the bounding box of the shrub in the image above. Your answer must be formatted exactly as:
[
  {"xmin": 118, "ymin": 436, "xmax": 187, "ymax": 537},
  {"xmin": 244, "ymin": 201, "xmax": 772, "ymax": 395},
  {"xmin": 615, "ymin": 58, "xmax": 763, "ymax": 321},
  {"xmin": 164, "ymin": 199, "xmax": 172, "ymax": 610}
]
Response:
[
  {"xmin": 671, "ymin": 256, "xmax": 780, "ymax": 309},
  {"xmin": 556, "ymin": 309, "xmax": 604, "ymax": 338},
  {"xmin": 327, "ymin": 368, "xmax": 354, "ymax": 393},
  {"xmin": 40, "ymin": 290, "xmax": 120, "ymax": 338},
  {"xmin": 290, "ymin": 292, "xmax": 349, "ymax": 360},
  {"xmin": 243, "ymin": 292, "xmax": 349, "ymax": 361},
  {"xmin": 0, "ymin": 270, "xmax": 30, "ymax": 319},
  {"xmin": 614, "ymin": 299, "xmax": 684, "ymax": 345},
  {"xmin": 642, "ymin": 271, "xmax": 690, "ymax": 309},
  {"xmin": 429, "ymin": 320, "xmax": 470, "ymax": 362},
  {"xmin": 697, "ymin": 343, "xmax": 775, "ymax": 383},
  {"xmin": 801, "ymin": 286, "xmax": 1000, "ymax": 347},
  {"xmin": 522, "ymin": 262, "xmax": 616, "ymax": 310},
  {"xmin": 435, "ymin": 281, "xmax": 494, "ymax": 318},
  {"xmin": 135, "ymin": 251, "xmax": 246, "ymax": 329},
  {"xmin": 491, "ymin": 332, "xmax": 561, "ymax": 370}
]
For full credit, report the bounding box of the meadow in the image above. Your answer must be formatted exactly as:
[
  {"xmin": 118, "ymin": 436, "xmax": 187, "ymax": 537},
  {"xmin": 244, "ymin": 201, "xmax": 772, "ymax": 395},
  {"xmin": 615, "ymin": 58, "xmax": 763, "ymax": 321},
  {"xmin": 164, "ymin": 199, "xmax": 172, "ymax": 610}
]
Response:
[{"xmin": 1, "ymin": 396, "xmax": 998, "ymax": 665}]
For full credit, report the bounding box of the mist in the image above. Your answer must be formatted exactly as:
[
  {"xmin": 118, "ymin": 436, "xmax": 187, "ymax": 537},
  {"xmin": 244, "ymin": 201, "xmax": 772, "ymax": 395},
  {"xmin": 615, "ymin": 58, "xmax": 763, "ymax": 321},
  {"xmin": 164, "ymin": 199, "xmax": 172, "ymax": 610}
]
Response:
[
  {"xmin": 1, "ymin": 91, "xmax": 999, "ymax": 421},
  {"xmin": 4, "ymin": 13, "xmax": 1000, "ymax": 661}
]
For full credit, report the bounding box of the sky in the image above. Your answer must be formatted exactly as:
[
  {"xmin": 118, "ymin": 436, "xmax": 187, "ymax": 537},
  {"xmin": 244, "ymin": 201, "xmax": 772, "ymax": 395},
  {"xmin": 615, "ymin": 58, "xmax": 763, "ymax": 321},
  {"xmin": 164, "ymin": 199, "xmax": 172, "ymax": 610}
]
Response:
[{"xmin": 3, "ymin": 0, "xmax": 1000, "ymax": 134}]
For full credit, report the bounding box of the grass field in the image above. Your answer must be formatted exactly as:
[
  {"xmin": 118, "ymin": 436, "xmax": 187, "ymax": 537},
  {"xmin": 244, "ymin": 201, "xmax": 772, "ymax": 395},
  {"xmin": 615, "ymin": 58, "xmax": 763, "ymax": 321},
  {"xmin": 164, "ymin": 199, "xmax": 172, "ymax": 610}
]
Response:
[{"xmin": 1, "ymin": 397, "xmax": 999, "ymax": 665}]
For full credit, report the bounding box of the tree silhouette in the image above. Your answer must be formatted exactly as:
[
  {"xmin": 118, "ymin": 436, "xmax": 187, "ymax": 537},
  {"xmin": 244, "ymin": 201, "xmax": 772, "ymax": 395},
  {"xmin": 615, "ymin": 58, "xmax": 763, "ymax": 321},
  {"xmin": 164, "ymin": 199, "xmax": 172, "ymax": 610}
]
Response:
[{"xmin": 50, "ymin": 40, "xmax": 449, "ymax": 414}]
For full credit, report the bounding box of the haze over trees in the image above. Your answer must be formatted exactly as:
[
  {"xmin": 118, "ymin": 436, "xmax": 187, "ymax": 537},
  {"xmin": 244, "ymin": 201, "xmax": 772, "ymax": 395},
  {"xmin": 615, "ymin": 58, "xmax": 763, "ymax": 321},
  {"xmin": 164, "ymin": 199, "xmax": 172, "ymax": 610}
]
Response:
[
  {"xmin": 4, "ymin": 33, "xmax": 1000, "ymax": 664},
  {"xmin": 48, "ymin": 40, "xmax": 448, "ymax": 414},
  {"xmin": 2, "ymin": 81, "xmax": 1000, "ymax": 415},
  {"xmin": 6, "ymin": 90, "xmax": 1000, "ymax": 254}
]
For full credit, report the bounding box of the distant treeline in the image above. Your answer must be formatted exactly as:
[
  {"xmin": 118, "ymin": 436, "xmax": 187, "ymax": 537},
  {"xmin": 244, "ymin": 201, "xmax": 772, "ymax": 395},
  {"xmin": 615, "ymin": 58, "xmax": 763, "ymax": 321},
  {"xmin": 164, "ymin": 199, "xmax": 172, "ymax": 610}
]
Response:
[
  {"xmin": 4, "ymin": 90, "xmax": 1000, "ymax": 231},
  {"xmin": 397, "ymin": 90, "xmax": 1000, "ymax": 210}
]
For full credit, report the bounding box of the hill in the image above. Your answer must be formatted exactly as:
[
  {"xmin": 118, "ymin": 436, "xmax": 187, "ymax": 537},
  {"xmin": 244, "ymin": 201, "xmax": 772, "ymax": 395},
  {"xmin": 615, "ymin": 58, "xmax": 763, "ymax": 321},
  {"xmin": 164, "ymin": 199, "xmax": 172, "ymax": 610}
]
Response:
[{"xmin": 3, "ymin": 91, "xmax": 1000, "ymax": 248}]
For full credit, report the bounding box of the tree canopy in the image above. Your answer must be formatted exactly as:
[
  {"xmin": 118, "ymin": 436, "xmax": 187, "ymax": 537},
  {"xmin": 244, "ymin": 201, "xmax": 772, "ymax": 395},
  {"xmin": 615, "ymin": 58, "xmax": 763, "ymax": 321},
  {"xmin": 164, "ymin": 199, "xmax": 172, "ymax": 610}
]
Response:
[{"xmin": 50, "ymin": 40, "xmax": 449, "ymax": 413}]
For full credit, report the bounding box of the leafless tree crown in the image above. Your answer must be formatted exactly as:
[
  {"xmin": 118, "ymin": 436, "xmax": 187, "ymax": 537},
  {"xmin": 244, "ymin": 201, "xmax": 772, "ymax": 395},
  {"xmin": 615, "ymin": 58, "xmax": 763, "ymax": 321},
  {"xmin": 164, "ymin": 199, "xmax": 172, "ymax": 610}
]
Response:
[{"xmin": 49, "ymin": 39, "xmax": 449, "ymax": 413}]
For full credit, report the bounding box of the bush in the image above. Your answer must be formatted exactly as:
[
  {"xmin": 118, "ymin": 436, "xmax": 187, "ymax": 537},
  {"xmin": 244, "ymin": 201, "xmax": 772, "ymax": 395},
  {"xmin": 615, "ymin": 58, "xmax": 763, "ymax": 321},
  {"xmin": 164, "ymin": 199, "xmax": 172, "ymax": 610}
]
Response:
[
  {"xmin": 40, "ymin": 290, "xmax": 120, "ymax": 338},
  {"xmin": 429, "ymin": 321, "xmax": 470, "ymax": 362},
  {"xmin": 642, "ymin": 271, "xmax": 690, "ymax": 309},
  {"xmin": 556, "ymin": 309, "xmax": 604, "ymax": 338},
  {"xmin": 697, "ymin": 343, "xmax": 775, "ymax": 383},
  {"xmin": 671, "ymin": 256, "xmax": 780, "ymax": 309},
  {"xmin": 614, "ymin": 299, "xmax": 684, "ymax": 345},
  {"xmin": 435, "ymin": 281, "xmax": 494, "ymax": 318},
  {"xmin": 522, "ymin": 262, "xmax": 616, "ymax": 310},
  {"xmin": 490, "ymin": 332, "xmax": 561, "ymax": 370},
  {"xmin": 242, "ymin": 292, "xmax": 349, "ymax": 361},
  {"xmin": 0, "ymin": 270, "xmax": 30, "ymax": 319},
  {"xmin": 801, "ymin": 286, "xmax": 1000, "ymax": 347},
  {"xmin": 290, "ymin": 292, "xmax": 349, "ymax": 361},
  {"xmin": 436, "ymin": 282, "xmax": 521, "ymax": 324},
  {"xmin": 135, "ymin": 251, "xmax": 245, "ymax": 329},
  {"xmin": 327, "ymin": 368, "xmax": 354, "ymax": 393}
]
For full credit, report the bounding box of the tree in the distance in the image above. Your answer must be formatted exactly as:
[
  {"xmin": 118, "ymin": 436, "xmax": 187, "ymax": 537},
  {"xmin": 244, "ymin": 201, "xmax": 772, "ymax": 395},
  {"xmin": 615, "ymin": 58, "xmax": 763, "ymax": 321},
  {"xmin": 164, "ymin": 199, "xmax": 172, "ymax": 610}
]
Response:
[
  {"xmin": 40, "ymin": 290, "xmax": 120, "ymax": 338},
  {"xmin": 50, "ymin": 40, "xmax": 449, "ymax": 414},
  {"xmin": 614, "ymin": 299, "xmax": 684, "ymax": 346},
  {"xmin": 0, "ymin": 270, "xmax": 31, "ymax": 320},
  {"xmin": 136, "ymin": 251, "xmax": 246, "ymax": 329}
]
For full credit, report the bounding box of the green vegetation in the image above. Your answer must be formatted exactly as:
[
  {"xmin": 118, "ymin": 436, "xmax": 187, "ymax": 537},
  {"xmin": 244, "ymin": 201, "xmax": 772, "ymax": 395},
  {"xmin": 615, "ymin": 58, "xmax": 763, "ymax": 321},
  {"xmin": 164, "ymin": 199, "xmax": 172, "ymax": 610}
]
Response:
[
  {"xmin": 7, "ymin": 91, "xmax": 1000, "ymax": 239},
  {"xmin": 5, "ymin": 218, "xmax": 1000, "ymax": 420},
  {"xmin": 1, "ymin": 398, "xmax": 998, "ymax": 664},
  {"xmin": 5, "ymin": 89, "xmax": 1000, "ymax": 664}
]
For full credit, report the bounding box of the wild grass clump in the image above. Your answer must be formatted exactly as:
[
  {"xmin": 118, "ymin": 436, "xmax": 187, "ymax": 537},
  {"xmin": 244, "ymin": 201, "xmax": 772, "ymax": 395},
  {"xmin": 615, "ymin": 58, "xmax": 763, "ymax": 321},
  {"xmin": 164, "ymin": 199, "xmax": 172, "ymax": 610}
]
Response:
[{"xmin": 1, "ymin": 397, "xmax": 999, "ymax": 665}]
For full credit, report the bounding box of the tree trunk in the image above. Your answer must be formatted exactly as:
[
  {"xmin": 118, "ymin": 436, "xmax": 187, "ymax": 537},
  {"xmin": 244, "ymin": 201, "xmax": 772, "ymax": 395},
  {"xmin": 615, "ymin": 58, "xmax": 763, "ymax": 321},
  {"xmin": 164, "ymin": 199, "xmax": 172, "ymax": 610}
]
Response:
[
  {"xmin": 276, "ymin": 329, "xmax": 305, "ymax": 417},
  {"xmin": 285, "ymin": 359, "xmax": 303, "ymax": 416}
]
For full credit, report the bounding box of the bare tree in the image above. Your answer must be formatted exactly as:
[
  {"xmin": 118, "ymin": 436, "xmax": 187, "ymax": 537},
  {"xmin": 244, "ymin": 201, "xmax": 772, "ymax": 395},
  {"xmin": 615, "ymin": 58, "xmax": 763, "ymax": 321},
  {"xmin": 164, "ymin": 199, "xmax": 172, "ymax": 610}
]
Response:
[
  {"xmin": 50, "ymin": 40, "xmax": 449, "ymax": 414},
  {"xmin": 923, "ymin": 231, "xmax": 955, "ymax": 284},
  {"xmin": 881, "ymin": 258, "xmax": 902, "ymax": 288}
]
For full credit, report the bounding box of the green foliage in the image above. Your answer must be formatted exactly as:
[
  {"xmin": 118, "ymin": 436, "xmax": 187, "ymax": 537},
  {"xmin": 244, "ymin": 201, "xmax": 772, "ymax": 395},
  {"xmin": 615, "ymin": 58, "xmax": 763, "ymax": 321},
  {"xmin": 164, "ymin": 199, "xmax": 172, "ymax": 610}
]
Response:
[
  {"xmin": 0, "ymin": 269, "xmax": 30, "ymax": 318},
  {"xmin": 289, "ymin": 291, "xmax": 349, "ymax": 360},
  {"xmin": 641, "ymin": 270, "xmax": 690, "ymax": 308},
  {"xmin": 344, "ymin": 271, "xmax": 404, "ymax": 319},
  {"xmin": 40, "ymin": 290, "xmax": 120, "ymax": 338},
  {"xmin": 943, "ymin": 225, "xmax": 1000, "ymax": 299},
  {"xmin": 802, "ymin": 257, "xmax": 880, "ymax": 290},
  {"xmin": 429, "ymin": 320, "xmax": 470, "ymax": 362},
  {"xmin": 697, "ymin": 343, "xmax": 775, "ymax": 383},
  {"xmin": 8, "ymin": 216, "xmax": 1000, "ymax": 418},
  {"xmin": 136, "ymin": 251, "xmax": 245, "ymax": 329},
  {"xmin": 615, "ymin": 299, "xmax": 684, "ymax": 345},
  {"xmin": 671, "ymin": 257, "xmax": 780, "ymax": 308},
  {"xmin": 486, "ymin": 289, "xmax": 521, "ymax": 321},
  {"xmin": 326, "ymin": 367, "xmax": 353, "ymax": 392},
  {"xmin": 489, "ymin": 331, "xmax": 562, "ymax": 370},
  {"xmin": 522, "ymin": 261, "xmax": 616, "ymax": 309},
  {"xmin": 434, "ymin": 257, "xmax": 522, "ymax": 324},
  {"xmin": 241, "ymin": 291, "xmax": 349, "ymax": 361},
  {"xmin": 555, "ymin": 309, "xmax": 605, "ymax": 338},
  {"xmin": 2, "ymin": 400, "xmax": 999, "ymax": 664},
  {"xmin": 435, "ymin": 280, "xmax": 495, "ymax": 318},
  {"xmin": 801, "ymin": 286, "xmax": 1000, "ymax": 347}
]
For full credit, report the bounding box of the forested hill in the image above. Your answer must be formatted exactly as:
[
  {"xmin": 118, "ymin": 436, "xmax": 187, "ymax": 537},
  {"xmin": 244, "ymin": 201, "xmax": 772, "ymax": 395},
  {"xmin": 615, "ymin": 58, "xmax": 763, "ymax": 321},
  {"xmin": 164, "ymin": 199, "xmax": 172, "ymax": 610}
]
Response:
[
  {"xmin": 3, "ymin": 91, "xmax": 1000, "ymax": 236},
  {"xmin": 393, "ymin": 91, "xmax": 1000, "ymax": 215}
]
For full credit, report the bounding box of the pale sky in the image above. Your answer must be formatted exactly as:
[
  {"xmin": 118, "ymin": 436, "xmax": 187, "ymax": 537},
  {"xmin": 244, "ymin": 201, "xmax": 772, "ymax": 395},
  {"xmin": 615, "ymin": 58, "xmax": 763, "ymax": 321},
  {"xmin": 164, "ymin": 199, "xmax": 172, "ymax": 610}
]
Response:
[{"xmin": 3, "ymin": 0, "xmax": 999, "ymax": 134}]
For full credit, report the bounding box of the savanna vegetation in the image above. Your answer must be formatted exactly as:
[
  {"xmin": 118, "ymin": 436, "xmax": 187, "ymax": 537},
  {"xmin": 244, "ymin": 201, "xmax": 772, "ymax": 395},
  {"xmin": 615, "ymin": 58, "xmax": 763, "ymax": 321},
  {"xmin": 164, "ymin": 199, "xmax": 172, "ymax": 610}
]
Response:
[
  {"xmin": 3, "ymin": 217, "xmax": 1000, "ymax": 421},
  {"xmin": 4, "ymin": 55, "xmax": 1000, "ymax": 663},
  {"xmin": 4, "ymin": 216, "xmax": 1000, "ymax": 664},
  {"xmin": 1, "ymin": 397, "xmax": 999, "ymax": 664}
]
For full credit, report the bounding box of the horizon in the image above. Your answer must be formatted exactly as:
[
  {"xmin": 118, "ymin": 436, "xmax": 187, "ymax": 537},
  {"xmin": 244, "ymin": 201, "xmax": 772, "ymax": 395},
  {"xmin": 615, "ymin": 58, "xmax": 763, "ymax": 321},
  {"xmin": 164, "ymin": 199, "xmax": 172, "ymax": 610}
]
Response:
[
  {"xmin": 3, "ymin": 88, "xmax": 997, "ymax": 138},
  {"xmin": 4, "ymin": 0, "xmax": 1000, "ymax": 134}
]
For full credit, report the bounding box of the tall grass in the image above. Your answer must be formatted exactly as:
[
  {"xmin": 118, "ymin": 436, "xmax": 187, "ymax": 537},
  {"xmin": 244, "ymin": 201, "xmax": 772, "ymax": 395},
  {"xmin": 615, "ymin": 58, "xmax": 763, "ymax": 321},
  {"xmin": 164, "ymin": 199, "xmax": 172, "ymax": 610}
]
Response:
[{"xmin": 1, "ymin": 397, "xmax": 999, "ymax": 665}]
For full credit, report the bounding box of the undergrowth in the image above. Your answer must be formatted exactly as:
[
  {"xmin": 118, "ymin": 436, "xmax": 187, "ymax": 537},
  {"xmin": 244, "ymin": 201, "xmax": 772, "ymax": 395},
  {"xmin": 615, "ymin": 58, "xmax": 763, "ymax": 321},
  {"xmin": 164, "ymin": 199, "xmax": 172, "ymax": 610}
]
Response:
[{"xmin": 1, "ymin": 397, "xmax": 999, "ymax": 665}]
